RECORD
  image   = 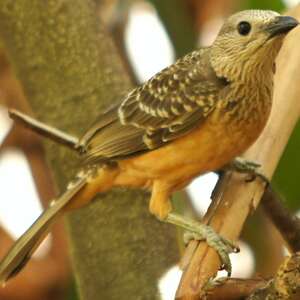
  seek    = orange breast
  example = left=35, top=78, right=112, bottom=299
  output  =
left=117, top=109, right=268, bottom=188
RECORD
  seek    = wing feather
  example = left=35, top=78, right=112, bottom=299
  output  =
left=81, top=47, right=228, bottom=164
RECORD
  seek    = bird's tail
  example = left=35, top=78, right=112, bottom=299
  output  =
left=0, top=175, right=87, bottom=285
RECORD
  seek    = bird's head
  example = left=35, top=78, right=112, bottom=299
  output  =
left=210, top=10, right=299, bottom=82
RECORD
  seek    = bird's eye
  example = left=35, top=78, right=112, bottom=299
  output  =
left=237, top=21, right=251, bottom=35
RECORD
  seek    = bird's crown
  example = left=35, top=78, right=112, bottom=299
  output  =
left=210, top=10, right=298, bottom=81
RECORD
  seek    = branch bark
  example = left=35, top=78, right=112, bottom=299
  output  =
left=0, top=1, right=179, bottom=299
left=204, top=254, right=300, bottom=300
left=205, top=278, right=268, bottom=300
left=176, top=5, right=300, bottom=299
left=247, top=253, right=300, bottom=300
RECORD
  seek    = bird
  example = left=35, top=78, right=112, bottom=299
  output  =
left=0, top=9, right=298, bottom=284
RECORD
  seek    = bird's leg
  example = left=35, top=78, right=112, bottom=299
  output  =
left=226, top=157, right=269, bottom=184
left=165, top=212, right=238, bottom=275
left=149, top=181, right=172, bottom=220
left=149, top=181, right=238, bottom=275
left=8, top=109, right=80, bottom=151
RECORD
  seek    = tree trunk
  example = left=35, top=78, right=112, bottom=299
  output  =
left=0, top=1, right=179, bottom=299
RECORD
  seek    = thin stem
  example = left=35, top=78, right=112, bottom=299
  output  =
left=262, top=185, right=300, bottom=252
left=9, top=109, right=80, bottom=150
left=205, top=278, right=268, bottom=300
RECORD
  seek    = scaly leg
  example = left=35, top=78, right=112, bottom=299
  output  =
left=149, top=180, right=172, bottom=220
left=227, top=157, right=269, bottom=183
left=165, top=213, right=238, bottom=275
left=9, top=109, right=80, bottom=151
left=149, top=181, right=238, bottom=275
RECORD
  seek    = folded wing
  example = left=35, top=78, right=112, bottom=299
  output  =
left=80, top=48, right=228, bottom=165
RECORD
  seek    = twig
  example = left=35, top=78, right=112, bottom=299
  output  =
left=204, top=278, right=268, bottom=300
left=176, top=6, right=300, bottom=299
left=8, top=109, right=79, bottom=150
left=262, top=186, right=300, bottom=253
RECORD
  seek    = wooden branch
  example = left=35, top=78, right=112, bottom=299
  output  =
left=205, top=254, right=300, bottom=300
left=204, top=278, right=268, bottom=300
left=176, top=5, right=300, bottom=299
left=8, top=109, right=79, bottom=150
left=247, top=253, right=300, bottom=300
left=262, top=186, right=300, bottom=253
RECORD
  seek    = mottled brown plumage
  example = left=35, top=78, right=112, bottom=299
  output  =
left=79, top=11, right=292, bottom=167
left=0, top=10, right=298, bottom=283
left=80, top=48, right=226, bottom=163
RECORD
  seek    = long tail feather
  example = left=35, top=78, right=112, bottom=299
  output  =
left=0, top=176, right=87, bottom=284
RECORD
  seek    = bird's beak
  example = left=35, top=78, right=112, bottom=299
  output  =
left=266, top=16, right=299, bottom=39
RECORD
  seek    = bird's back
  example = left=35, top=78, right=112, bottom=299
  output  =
left=80, top=47, right=228, bottom=165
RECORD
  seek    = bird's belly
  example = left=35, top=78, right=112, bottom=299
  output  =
left=117, top=115, right=267, bottom=187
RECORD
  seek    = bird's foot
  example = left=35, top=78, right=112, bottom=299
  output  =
left=229, top=157, right=269, bottom=184
left=165, top=213, right=239, bottom=276
left=183, top=227, right=238, bottom=275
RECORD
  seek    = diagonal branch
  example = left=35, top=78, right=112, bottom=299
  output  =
left=8, top=109, right=79, bottom=150
left=262, top=186, right=300, bottom=253
left=176, top=5, right=300, bottom=299
left=205, top=278, right=268, bottom=300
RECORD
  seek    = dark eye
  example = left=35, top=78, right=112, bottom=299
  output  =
left=237, top=21, right=251, bottom=35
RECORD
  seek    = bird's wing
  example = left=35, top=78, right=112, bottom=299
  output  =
left=81, top=48, right=228, bottom=164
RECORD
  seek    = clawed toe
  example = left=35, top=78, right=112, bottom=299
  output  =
left=183, top=225, right=238, bottom=276
left=231, top=158, right=269, bottom=184
left=164, top=213, right=238, bottom=276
